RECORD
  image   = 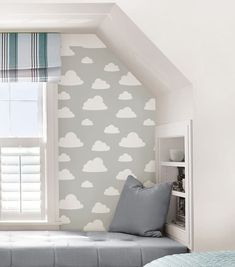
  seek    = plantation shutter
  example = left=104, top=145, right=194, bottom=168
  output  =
left=0, top=33, right=60, bottom=82
left=0, top=145, right=44, bottom=220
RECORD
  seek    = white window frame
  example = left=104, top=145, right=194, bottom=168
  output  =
left=0, top=83, right=59, bottom=230
left=44, top=83, right=59, bottom=228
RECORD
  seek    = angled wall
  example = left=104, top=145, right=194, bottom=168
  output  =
left=97, top=4, right=193, bottom=125
left=117, top=0, right=235, bottom=251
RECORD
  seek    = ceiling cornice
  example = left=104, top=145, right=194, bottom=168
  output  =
left=0, top=3, right=115, bottom=32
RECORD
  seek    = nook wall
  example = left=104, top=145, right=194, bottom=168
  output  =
left=58, top=34, right=156, bottom=230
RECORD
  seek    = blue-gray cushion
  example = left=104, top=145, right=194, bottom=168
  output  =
left=109, top=176, right=172, bottom=237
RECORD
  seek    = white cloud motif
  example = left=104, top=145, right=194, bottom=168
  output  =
left=116, top=169, right=135, bottom=180
left=116, top=107, right=137, bottom=118
left=58, top=91, right=71, bottom=100
left=81, top=180, right=94, bottom=188
left=59, top=169, right=75, bottom=181
left=83, top=96, right=107, bottom=110
left=83, top=220, right=106, bottom=231
left=81, top=119, right=94, bottom=126
left=59, top=132, right=84, bottom=148
left=118, top=91, right=133, bottom=100
left=83, top=157, right=107, bottom=172
left=119, top=132, right=146, bottom=148
left=92, top=202, right=110, bottom=213
left=143, top=119, right=155, bottom=126
left=58, top=107, right=75, bottom=118
left=144, top=98, right=156, bottom=110
left=118, top=153, right=133, bottom=162
left=104, top=187, right=120, bottom=196
left=119, top=72, right=141, bottom=86
left=81, top=56, right=93, bottom=64
left=60, top=215, right=71, bottom=225
left=92, top=141, right=110, bottom=152
left=59, top=70, right=84, bottom=86
left=61, top=45, right=75, bottom=57
left=104, top=124, right=120, bottom=134
left=144, top=160, right=155, bottom=172
left=59, top=153, right=71, bottom=162
left=144, top=180, right=155, bottom=188
left=104, top=63, right=120, bottom=72
left=59, top=194, right=84, bottom=210
left=61, top=34, right=106, bottom=56
left=92, top=78, right=110, bottom=90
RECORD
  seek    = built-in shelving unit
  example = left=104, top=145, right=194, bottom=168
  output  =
left=156, top=120, right=193, bottom=249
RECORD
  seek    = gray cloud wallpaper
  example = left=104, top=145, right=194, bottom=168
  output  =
left=58, top=34, right=156, bottom=230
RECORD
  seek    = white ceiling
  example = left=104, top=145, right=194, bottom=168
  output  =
left=0, top=3, right=115, bottom=32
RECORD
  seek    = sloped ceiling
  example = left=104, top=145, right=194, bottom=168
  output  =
left=0, top=1, right=192, bottom=96
left=97, top=5, right=192, bottom=96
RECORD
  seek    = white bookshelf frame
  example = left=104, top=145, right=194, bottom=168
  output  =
left=156, top=120, right=193, bottom=249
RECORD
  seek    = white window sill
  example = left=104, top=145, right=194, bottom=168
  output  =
left=0, top=221, right=61, bottom=230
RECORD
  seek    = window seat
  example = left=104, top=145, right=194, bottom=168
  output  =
left=0, top=231, right=187, bottom=267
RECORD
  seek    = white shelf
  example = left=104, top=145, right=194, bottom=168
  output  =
left=156, top=120, right=192, bottom=249
left=166, top=222, right=185, bottom=232
left=165, top=223, right=186, bottom=244
left=172, top=190, right=186, bottom=198
left=160, top=161, right=185, bottom=167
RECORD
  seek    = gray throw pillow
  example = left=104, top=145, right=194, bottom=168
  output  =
left=109, top=176, right=172, bottom=237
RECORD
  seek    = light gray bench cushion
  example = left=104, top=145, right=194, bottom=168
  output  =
left=0, top=231, right=187, bottom=267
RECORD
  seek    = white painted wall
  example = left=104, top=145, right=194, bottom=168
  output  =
left=118, top=0, right=235, bottom=251
left=156, top=87, right=194, bottom=126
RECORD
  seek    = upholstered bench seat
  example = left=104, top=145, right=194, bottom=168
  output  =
left=0, top=231, right=187, bottom=267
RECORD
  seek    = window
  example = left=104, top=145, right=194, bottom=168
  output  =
left=0, top=83, right=58, bottom=224
left=0, top=83, right=42, bottom=137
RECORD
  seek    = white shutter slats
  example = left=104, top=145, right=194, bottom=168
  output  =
left=2, top=201, right=20, bottom=211
left=21, top=156, right=40, bottom=165
left=22, top=201, right=41, bottom=211
left=1, top=174, right=20, bottom=182
left=2, top=192, right=20, bottom=201
left=1, top=156, right=19, bottom=165
left=21, top=174, right=40, bottom=183
left=22, top=192, right=41, bottom=201
left=1, top=165, right=20, bottom=174
left=0, top=146, right=42, bottom=214
left=1, top=183, right=20, bottom=192
left=21, top=183, right=40, bottom=192
left=21, top=165, right=40, bottom=174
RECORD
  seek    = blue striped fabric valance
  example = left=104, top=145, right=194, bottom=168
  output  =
left=0, top=33, right=61, bottom=82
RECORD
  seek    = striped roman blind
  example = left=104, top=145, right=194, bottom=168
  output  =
left=0, top=33, right=60, bottom=82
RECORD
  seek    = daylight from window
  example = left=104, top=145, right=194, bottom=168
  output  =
left=0, top=83, right=42, bottom=137
left=0, top=83, right=45, bottom=221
